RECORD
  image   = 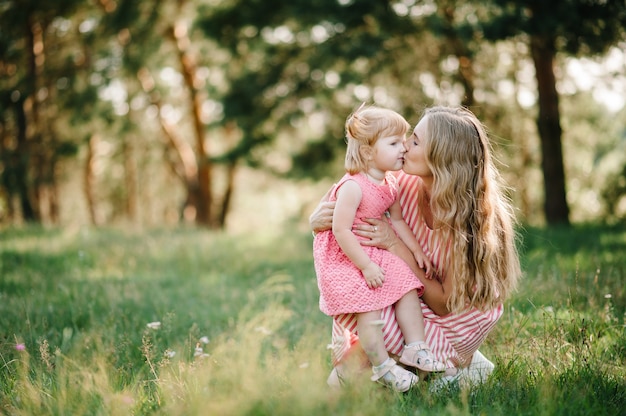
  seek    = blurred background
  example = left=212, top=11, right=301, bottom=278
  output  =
left=1, top=0, right=625, bottom=232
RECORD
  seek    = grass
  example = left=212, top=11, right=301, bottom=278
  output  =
left=0, top=223, right=625, bottom=415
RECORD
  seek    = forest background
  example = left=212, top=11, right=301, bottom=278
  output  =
left=1, top=0, right=626, bottom=232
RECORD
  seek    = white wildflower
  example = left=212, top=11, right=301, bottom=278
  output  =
left=199, top=336, right=210, bottom=344
left=194, top=344, right=204, bottom=357
left=164, top=349, right=176, bottom=358
left=146, top=321, right=161, bottom=330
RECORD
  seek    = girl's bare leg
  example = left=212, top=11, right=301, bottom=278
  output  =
left=394, top=289, right=425, bottom=344
left=396, top=290, right=446, bottom=372
left=356, top=310, right=388, bottom=366
left=356, top=310, right=420, bottom=391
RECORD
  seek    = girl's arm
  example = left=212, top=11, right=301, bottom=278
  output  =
left=333, top=181, right=385, bottom=288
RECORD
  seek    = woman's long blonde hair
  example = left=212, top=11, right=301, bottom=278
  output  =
left=344, top=104, right=410, bottom=174
left=423, top=106, right=521, bottom=312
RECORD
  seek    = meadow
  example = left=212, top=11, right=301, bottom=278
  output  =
left=1, top=223, right=625, bottom=415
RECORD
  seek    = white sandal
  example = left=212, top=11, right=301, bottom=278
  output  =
left=370, top=358, right=418, bottom=392
left=399, top=342, right=446, bottom=372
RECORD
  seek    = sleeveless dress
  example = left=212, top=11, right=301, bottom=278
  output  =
left=313, top=172, right=424, bottom=316
left=328, top=172, right=503, bottom=368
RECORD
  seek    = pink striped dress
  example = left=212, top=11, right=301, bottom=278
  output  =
left=328, top=171, right=503, bottom=369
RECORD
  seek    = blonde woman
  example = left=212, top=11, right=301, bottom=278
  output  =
left=310, top=106, right=521, bottom=388
left=313, top=104, right=445, bottom=393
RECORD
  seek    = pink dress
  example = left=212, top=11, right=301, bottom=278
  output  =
left=328, top=172, right=503, bottom=368
left=313, top=172, right=424, bottom=316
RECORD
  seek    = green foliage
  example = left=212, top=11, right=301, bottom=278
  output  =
left=602, top=163, right=626, bottom=221
left=1, top=224, right=625, bottom=414
left=1, top=0, right=625, bottom=227
left=484, top=0, right=626, bottom=56
left=195, top=0, right=438, bottom=175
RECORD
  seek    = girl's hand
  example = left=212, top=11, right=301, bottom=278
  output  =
left=353, top=216, right=400, bottom=250
left=362, top=262, right=385, bottom=289
left=414, top=251, right=435, bottom=279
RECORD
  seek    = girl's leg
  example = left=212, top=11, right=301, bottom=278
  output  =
left=395, top=290, right=446, bottom=372
left=356, top=310, right=418, bottom=392
left=355, top=310, right=388, bottom=366
left=394, top=289, right=425, bottom=344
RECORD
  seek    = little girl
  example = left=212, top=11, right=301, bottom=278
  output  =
left=313, top=104, right=444, bottom=392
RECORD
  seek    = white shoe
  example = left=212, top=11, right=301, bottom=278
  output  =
left=429, top=350, right=495, bottom=392
left=399, top=342, right=446, bottom=373
left=371, top=359, right=418, bottom=392
left=326, top=368, right=343, bottom=389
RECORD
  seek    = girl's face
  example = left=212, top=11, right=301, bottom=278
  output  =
left=403, top=117, right=432, bottom=178
left=371, top=133, right=407, bottom=173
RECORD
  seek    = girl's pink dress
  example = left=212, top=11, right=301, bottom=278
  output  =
left=313, top=172, right=424, bottom=316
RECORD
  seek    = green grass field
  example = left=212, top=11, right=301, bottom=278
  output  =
left=1, top=224, right=625, bottom=415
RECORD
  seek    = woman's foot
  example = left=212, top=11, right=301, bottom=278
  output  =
left=399, top=342, right=446, bottom=372
left=371, top=358, right=418, bottom=392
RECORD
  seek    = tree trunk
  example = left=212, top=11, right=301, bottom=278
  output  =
left=137, top=67, right=201, bottom=224
left=216, top=122, right=240, bottom=228
left=530, top=34, right=570, bottom=225
left=24, top=16, right=45, bottom=222
left=14, top=99, right=36, bottom=222
left=123, top=136, right=138, bottom=223
left=218, top=161, right=237, bottom=228
left=442, top=5, right=475, bottom=107
left=85, top=134, right=100, bottom=225
left=169, top=22, right=213, bottom=227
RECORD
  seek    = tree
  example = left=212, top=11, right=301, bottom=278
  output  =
left=483, top=0, right=626, bottom=225
left=2, top=0, right=623, bottom=227
left=195, top=0, right=438, bottom=177
left=0, top=0, right=85, bottom=223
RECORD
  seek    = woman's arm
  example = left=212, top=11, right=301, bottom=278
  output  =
left=354, top=218, right=451, bottom=316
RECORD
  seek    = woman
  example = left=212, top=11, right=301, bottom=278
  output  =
left=310, top=106, right=522, bottom=388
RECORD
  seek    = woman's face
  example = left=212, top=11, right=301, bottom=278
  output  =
left=402, top=116, right=432, bottom=178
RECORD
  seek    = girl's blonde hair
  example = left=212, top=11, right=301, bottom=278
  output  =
left=422, top=106, right=521, bottom=312
left=344, top=104, right=410, bottom=174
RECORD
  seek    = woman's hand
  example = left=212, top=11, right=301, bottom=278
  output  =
left=309, top=188, right=335, bottom=234
left=353, top=216, right=400, bottom=250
